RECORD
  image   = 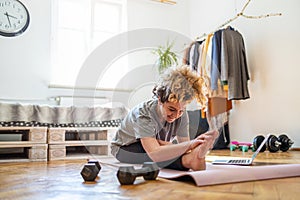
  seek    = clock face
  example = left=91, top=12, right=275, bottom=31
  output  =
left=0, top=0, right=30, bottom=37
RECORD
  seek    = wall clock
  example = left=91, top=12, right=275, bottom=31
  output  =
left=0, top=0, right=30, bottom=37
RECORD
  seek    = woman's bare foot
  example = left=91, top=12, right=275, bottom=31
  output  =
left=182, top=130, right=219, bottom=171
left=182, top=143, right=207, bottom=171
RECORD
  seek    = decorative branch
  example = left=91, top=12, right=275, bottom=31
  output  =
left=241, top=0, right=252, bottom=13
left=195, top=0, right=282, bottom=40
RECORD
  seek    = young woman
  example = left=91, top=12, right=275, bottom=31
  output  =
left=111, top=65, right=218, bottom=171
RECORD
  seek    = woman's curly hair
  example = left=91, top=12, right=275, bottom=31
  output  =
left=152, top=65, right=208, bottom=107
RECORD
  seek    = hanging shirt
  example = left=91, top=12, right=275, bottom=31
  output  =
left=192, top=42, right=200, bottom=71
left=210, top=29, right=223, bottom=91
left=183, top=42, right=193, bottom=65
left=221, top=26, right=250, bottom=100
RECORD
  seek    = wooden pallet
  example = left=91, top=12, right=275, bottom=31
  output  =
left=0, top=142, right=48, bottom=162
left=0, top=127, right=48, bottom=162
left=48, top=127, right=117, bottom=160
left=0, top=127, right=47, bottom=143
left=48, top=142, right=110, bottom=161
left=47, top=127, right=114, bottom=144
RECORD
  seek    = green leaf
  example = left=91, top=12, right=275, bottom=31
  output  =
left=153, top=40, right=178, bottom=74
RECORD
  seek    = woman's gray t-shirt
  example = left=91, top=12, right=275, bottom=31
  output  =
left=110, top=99, right=189, bottom=156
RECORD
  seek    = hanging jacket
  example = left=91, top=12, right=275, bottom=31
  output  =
left=221, top=26, right=250, bottom=100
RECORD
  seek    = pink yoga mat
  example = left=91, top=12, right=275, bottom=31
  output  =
left=159, top=163, right=300, bottom=186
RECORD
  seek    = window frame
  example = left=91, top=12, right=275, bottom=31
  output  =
left=50, top=0, right=127, bottom=87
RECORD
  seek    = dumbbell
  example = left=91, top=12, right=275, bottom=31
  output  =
left=253, top=134, right=294, bottom=152
left=80, top=160, right=102, bottom=182
left=253, top=135, right=267, bottom=152
left=278, top=134, right=294, bottom=151
left=267, top=134, right=294, bottom=152
left=266, top=135, right=282, bottom=152
left=117, top=162, right=160, bottom=185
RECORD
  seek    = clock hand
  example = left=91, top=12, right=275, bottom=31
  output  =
left=7, top=13, right=17, bottom=19
left=4, top=12, right=11, bottom=27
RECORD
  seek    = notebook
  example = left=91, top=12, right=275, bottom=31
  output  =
left=212, top=134, right=270, bottom=166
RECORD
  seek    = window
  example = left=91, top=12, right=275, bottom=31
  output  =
left=51, top=0, right=127, bottom=87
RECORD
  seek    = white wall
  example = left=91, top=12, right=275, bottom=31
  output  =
left=116, top=0, right=191, bottom=107
left=0, top=0, right=51, bottom=102
left=189, top=0, right=300, bottom=146
left=128, top=0, right=190, bottom=33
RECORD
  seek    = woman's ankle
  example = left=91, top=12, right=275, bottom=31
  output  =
left=182, top=151, right=206, bottom=171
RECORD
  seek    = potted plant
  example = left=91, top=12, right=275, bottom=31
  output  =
left=152, top=40, right=178, bottom=74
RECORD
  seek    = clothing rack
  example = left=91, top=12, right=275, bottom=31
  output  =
left=183, top=0, right=281, bottom=134
left=195, top=0, right=282, bottom=41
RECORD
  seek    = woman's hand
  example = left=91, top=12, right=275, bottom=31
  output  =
left=195, top=130, right=219, bottom=148
left=188, top=138, right=204, bottom=150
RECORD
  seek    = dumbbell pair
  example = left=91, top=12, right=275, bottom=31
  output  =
left=81, top=160, right=160, bottom=185
left=253, top=134, right=294, bottom=152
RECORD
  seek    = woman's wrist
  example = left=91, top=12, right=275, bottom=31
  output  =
left=188, top=139, right=195, bottom=151
left=188, top=139, right=202, bottom=151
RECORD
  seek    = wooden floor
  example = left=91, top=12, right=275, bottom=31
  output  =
left=0, top=149, right=300, bottom=200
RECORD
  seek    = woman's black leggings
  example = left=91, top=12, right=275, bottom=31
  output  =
left=115, top=141, right=189, bottom=171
